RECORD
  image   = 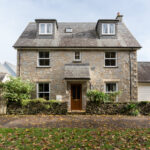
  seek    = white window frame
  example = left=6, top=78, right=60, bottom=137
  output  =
left=37, top=83, right=50, bottom=100
left=37, top=51, right=51, bottom=67
left=102, top=23, right=115, bottom=35
left=105, top=82, right=118, bottom=102
left=74, top=51, right=81, bottom=62
left=65, top=28, right=73, bottom=33
left=104, top=52, right=117, bottom=67
left=39, top=23, right=53, bottom=35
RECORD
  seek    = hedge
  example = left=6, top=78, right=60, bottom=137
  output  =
left=86, top=101, right=150, bottom=116
left=7, top=99, right=67, bottom=115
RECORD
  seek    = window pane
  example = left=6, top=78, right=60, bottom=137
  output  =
left=39, top=83, right=44, bottom=92
left=40, top=24, right=45, bottom=33
left=47, top=23, right=52, bottom=33
left=110, top=60, right=116, bottom=66
left=105, top=52, right=111, bottom=58
left=77, top=86, right=81, bottom=99
left=39, top=59, right=45, bottom=66
left=75, top=52, right=80, bottom=60
left=44, top=59, right=50, bottom=66
left=39, top=52, right=49, bottom=58
left=102, top=24, right=108, bottom=34
left=39, top=93, right=44, bottom=98
left=44, top=93, right=49, bottom=100
left=110, top=24, right=115, bottom=34
left=72, top=86, right=76, bottom=99
left=44, top=52, right=49, bottom=58
left=110, top=52, right=116, bottom=58
left=105, top=60, right=111, bottom=66
left=44, top=84, right=49, bottom=92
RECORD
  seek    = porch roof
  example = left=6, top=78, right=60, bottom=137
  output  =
left=64, top=63, right=90, bottom=80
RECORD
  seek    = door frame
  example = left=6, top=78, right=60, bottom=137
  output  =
left=71, top=84, right=82, bottom=110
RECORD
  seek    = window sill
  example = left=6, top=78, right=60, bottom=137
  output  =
left=73, top=60, right=82, bottom=63
left=36, top=66, right=51, bottom=68
left=104, top=66, right=118, bottom=68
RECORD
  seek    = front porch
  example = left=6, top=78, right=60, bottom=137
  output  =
left=64, top=63, right=90, bottom=111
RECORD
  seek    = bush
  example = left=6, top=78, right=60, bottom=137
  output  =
left=124, top=103, right=140, bottom=116
left=86, top=90, right=121, bottom=103
left=1, top=77, right=34, bottom=104
left=7, top=98, right=67, bottom=115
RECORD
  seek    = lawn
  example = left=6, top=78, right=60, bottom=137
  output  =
left=0, top=128, right=150, bottom=149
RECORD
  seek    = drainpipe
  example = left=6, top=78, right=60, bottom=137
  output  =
left=17, top=50, right=21, bottom=77
left=129, top=51, right=132, bottom=101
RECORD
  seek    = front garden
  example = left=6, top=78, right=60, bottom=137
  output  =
left=0, top=77, right=150, bottom=115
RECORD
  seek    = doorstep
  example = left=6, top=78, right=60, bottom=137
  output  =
left=67, top=110, right=86, bottom=115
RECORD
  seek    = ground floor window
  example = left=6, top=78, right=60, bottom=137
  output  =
left=37, top=83, right=50, bottom=100
left=105, top=82, right=118, bottom=101
left=105, top=83, right=117, bottom=93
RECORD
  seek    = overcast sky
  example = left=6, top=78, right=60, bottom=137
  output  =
left=0, top=0, right=149, bottom=65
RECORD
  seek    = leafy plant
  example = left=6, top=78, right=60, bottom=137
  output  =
left=2, top=77, right=34, bottom=104
left=125, top=103, right=140, bottom=116
left=86, top=90, right=121, bottom=103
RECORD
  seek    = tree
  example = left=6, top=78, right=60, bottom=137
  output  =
left=2, top=77, right=34, bottom=104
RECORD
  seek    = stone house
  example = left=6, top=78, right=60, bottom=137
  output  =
left=13, top=13, right=141, bottom=111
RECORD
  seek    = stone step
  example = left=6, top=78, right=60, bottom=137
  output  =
left=67, top=110, right=86, bottom=115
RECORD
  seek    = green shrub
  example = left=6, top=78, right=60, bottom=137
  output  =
left=86, top=90, right=121, bottom=103
left=7, top=98, right=67, bottom=115
left=2, top=77, right=34, bottom=104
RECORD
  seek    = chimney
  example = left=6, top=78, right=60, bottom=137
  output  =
left=116, top=12, right=123, bottom=22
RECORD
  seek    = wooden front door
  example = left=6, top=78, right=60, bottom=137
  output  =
left=71, top=84, right=82, bottom=110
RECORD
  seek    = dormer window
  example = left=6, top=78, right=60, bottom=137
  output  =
left=102, top=23, right=115, bottom=35
left=39, top=23, right=53, bottom=35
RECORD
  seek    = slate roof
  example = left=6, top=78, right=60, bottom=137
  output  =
left=0, top=62, right=16, bottom=76
left=138, top=62, right=150, bottom=83
left=64, top=63, right=90, bottom=80
left=14, top=21, right=141, bottom=49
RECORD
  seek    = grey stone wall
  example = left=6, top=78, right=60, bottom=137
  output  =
left=17, top=49, right=138, bottom=110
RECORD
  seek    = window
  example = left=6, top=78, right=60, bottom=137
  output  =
left=65, top=28, right=72, bottom=33
left=105, top=83, right=117, bottom=93
left=39, top=23, right=53, bottom=35
left=105, top=52, right=117, bottom=67
left=105, top=83, right=118, bottom=102
left=38, top=52, right=50, bottom=67
left=74, top=51, right=81, bottom=61
left=102, top=23, right=115, bottom=35
left=37, top=83, right=50, bottom=100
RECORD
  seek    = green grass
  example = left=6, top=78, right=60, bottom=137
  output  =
left=0, top=128, right=150, bottom=149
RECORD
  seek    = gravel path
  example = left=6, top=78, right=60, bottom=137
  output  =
left=0, top=115, right=150, bottom=128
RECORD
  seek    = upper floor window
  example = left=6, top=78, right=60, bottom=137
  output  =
left=74, top=51, right=81, bottom=61
left=102, top=23, right=115, bottom=35
left=39, top=23, right=53, bottom=35
left=38, top=52, right=50, bottom=67
left=105, top=52, right=117, bottom=67
left=37, top=83, right=50, bottom=100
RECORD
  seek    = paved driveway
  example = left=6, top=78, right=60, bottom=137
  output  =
left=0, top=115, right=150, bottom=128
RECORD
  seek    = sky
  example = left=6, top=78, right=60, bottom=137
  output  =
left=0, top=0, right=150, bottom=65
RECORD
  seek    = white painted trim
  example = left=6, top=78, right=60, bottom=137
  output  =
left=102, top=23, right=115, bottom=35
left=39, top=23, right=53, bottom=35
left=104, top=51, right=117, bottom=67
